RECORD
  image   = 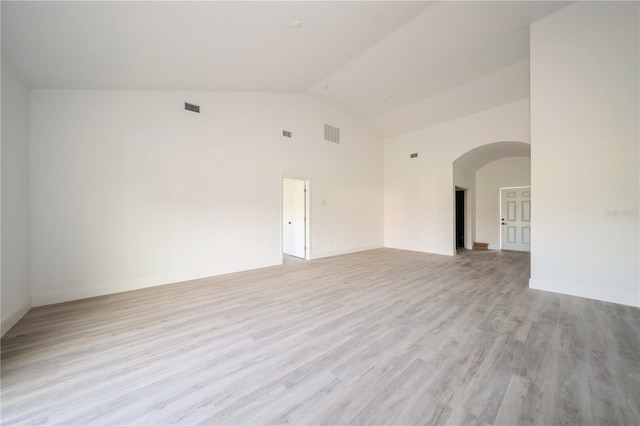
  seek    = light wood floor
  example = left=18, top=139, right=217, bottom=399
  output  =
left=2, top=248, right=639, bottom=425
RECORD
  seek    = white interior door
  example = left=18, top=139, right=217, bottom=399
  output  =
left=282, top=178, right=306, bottom=258
left=501, top=187, right=531, bottom=252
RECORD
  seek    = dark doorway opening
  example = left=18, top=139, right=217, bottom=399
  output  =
left=455, top=189, right=465, bottom=250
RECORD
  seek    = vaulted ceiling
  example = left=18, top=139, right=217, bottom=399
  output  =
left=1, top=1, right=572, bottom=137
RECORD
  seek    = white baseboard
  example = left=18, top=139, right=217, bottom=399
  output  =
left=382, top=244, right=454, bottom=257
left=529, top=278, right=640, bottom=308
left=31, top=259, right=280, bottom=307
left=1, top=298, right=32, bottom=337
left=311, top=245, right=383, bottom=260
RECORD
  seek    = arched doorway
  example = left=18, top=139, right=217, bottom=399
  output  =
left=453, top=141, right=531, bottom=253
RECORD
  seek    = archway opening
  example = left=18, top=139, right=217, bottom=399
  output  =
left=453, top=141, right=531, bottom=253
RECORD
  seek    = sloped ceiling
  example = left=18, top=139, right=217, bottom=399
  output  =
left=1, top=1, right=428, bottom=91
left=1, top=1, right=572, bottom=138
left=454, top=141, right=531, bottom=173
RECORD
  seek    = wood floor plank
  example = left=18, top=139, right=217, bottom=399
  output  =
left=1, top=248, right=639, bottom=425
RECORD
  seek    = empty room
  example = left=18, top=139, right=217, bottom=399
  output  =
left=1, top=1, right=638, bottom=425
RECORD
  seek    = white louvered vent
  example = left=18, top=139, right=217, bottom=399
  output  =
left=324, top=123, right=340, bottom=144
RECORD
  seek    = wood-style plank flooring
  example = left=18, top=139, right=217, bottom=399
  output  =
left=2, top=248, right=639, bottom=425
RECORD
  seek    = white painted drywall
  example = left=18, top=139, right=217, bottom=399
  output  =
left=30, top=91, right=383, bottom=306
left=530, top=1, right=639, bottom=307
left=475, top=157, right=531, bottom=250
left=1, top=61, right=32, bottom=335
left=373, top=60, right=531, bottom=139
left=384, top=99, right=530, bottom=256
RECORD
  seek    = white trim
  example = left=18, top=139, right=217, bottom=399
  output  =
left=31, top=259, right=279, bottom=307
left=529, top=278, right=640, bottom=308
left=311, top=245, right=384, bottom=260
left=31, top=245, right=387, bottom=306
left=454, top=186, right=469, bottom=254
left=305, top=180, right=311, bottom=260
left=281, top=176, right=311, bottom=262
left=1, top=299, right=32, bottom=336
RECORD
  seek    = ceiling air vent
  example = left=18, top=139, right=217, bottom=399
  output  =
left=324, top=123, right=340, bottom=144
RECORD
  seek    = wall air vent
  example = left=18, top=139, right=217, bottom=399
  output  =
left=410, top=153, right=418, bottom=158
left=283, top=130, right=292, bottom=138
left=185, top=102, right=200, bottom=113
left=324, top=123, right=340, bottom=144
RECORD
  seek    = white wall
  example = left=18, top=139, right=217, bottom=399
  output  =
left=30, top=91, right=383, bottom=306
left=1, top=61, right=32, bottom=335
left=475, top=156, right=531, bottom=250
left=373, top=59, right=530, bottom=139
left=384, top=99, right=530, bottom=256
left=530, top=1, right=639, bottom=306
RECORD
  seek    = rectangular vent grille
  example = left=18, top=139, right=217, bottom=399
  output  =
left=410, top=153, right=418, bottom=158
left=324, top=123, right=340, bottom=144
left=283, top=130, right=292, bottom=138
left=185, top=102, right=200, bottom=113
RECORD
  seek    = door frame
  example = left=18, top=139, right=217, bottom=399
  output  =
left=455, top=187, right=466, bottom=253
left=453, top=186, right=473, bottom=254
left=499, top=185, right=531, bottom=251
left=281, top=177, right=311, bottom=261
